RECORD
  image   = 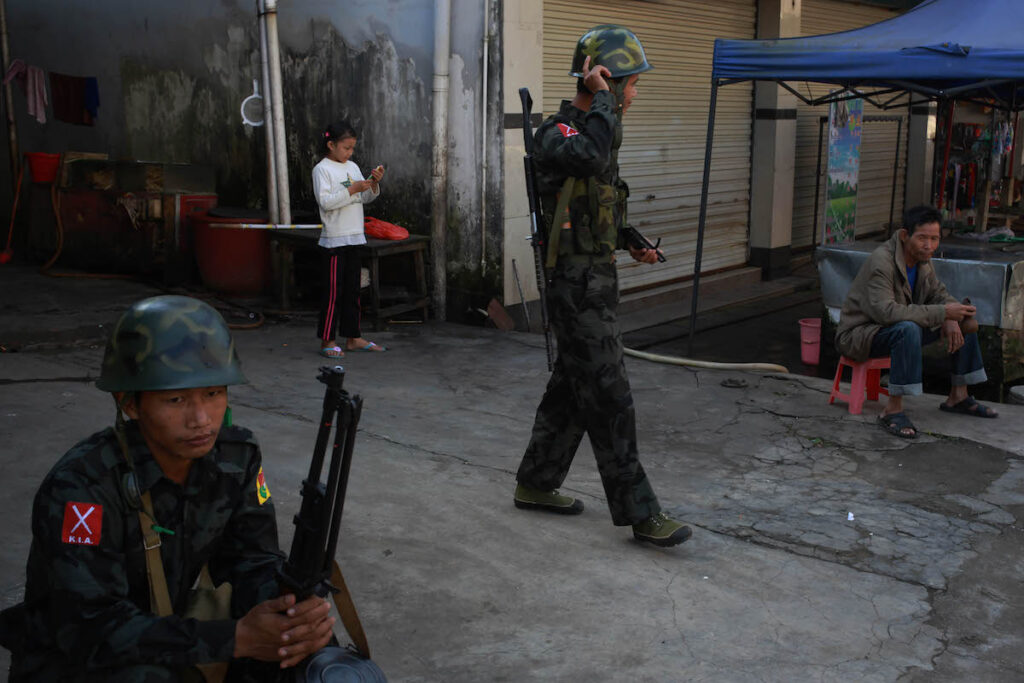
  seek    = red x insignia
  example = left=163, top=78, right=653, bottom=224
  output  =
left=62, top=502, right=103, bottom=546
left=557, top=123, right=580, bottom=138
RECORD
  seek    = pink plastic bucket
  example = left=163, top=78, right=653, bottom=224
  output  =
left=798, top=317, right=821, bottom=365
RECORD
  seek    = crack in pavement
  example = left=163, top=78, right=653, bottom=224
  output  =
left=0, top=376, right=97, bottom=385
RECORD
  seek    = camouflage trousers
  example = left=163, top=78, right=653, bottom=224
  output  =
left=517, top=260, right=661, bottom=526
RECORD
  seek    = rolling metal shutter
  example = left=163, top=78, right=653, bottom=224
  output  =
left=542, top=0, right=756, bottom=292
left=792, top=0, right=909, bottom=248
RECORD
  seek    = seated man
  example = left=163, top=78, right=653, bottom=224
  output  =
left=3, top=295, right=335, bottom=681
left=836, top=205, right=998, bottom=439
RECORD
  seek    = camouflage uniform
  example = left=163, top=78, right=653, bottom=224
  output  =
left=516, top=88, right=661, bottom=526
left=8, top=420, right=283, bottom=682
left=3, top=296, right=283, bottom=681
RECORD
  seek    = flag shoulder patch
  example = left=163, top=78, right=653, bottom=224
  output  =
left=62, top=501, right=103, bottom=546
left=556, top=123, right=580, bottom=138
left=256, top=467, right=271, bottom=505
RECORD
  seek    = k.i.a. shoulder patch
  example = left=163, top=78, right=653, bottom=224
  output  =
left=256, top=467, right=271, bottom=505
left=62, top=502, right=102, bottom=546
left=557, top=123, right=580, bottom=138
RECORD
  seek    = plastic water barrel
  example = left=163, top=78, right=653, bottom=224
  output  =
left=191, top=209, right=271, bottom=295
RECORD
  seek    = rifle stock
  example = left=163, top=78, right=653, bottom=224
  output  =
left=519, top=87, right=555, bottom=372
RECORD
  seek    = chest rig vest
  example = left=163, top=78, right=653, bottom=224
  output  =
left=541, top=107, right=628, bottom=268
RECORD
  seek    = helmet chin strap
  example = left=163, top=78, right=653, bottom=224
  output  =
left=608, top=78, right=627, bottom=155
left=610, top=78, right=628, bottom=123
left=113, top=393, right=142, bottom=510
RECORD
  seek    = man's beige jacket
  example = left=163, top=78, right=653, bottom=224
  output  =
left=835, top=232, right=956, bottom=361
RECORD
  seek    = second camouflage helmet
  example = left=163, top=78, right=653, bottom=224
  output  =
left=96, top=295, right=247, bottom=392
left=568, top=24, right=653, bottom=79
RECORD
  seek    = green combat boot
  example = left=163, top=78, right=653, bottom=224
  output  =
left=513, top=484, right=584, bottom=515
left=632, top=512, right=692, bottom=547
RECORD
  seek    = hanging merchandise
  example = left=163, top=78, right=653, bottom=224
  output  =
left=950, top=164, right=961, bottom=213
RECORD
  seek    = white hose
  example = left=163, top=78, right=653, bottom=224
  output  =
left=624, top=347, right=789, bottom=374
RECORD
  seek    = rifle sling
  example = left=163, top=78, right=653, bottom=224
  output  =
left=140, top=494, right=230, bottom=683
left=545, top=177, right=576, bottom=269
left=140, top=491, right=174, bottom=618
left=139, top=497, right=373, bottom=669
left=330, top=559, right=371, bottom=660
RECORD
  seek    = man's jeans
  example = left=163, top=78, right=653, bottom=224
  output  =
left=869, top=321, right=986, bottom=396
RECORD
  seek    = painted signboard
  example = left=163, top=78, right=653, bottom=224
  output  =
left=823, top=97, right=863, bottom=244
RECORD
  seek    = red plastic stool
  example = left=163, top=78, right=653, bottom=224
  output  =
left=829, top=356, right=891, bottom=414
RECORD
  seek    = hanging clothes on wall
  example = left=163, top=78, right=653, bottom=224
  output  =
left=3, top=58, right=48, bottom=124
left=50, top=72, right=99, bottom=125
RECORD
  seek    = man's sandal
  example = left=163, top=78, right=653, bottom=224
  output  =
left=939, top=396, right=998, bottom=418
left=878, top=412, right=917, bottom=439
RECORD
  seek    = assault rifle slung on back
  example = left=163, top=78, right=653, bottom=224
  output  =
left=519, top=87, right=555, bottom=372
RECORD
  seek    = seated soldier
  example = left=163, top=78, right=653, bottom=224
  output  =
left=3, top=295, right=335, bottom=681
left=836, top=205, right=998, bottom=439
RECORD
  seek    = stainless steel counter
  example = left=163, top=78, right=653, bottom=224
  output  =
left=816, top=238, right=1024, bottom=330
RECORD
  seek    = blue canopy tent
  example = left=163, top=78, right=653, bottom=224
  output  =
left=688, top=0, right=1024, bottom=354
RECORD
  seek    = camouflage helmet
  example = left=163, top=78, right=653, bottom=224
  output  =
left=96, top=295, right=247, bottom=392
left=568, top=25, right=653, bottom=79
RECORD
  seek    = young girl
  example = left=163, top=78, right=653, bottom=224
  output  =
left=313, top=120, right=386, bottom=357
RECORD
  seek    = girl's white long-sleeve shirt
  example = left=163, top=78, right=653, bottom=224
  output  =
left=312, top=157, right=380, bottom=248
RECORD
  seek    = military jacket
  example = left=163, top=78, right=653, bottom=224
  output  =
left=9, top=421, right=284, bottom=680
left=534, top=89, right=628, bottom=261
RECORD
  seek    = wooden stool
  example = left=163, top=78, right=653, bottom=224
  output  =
left=828, top=356, right=891, bottom=415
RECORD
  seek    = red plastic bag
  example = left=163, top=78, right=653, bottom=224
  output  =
left=364, top=217, right=409, bottom=240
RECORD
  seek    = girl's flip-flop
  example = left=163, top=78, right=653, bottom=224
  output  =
left=354, top=341, right=386, bottom=352
left=319, top=346, right=344, bottom=358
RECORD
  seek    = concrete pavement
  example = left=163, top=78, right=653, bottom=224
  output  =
left=1, top=264, right=1023, bottom=681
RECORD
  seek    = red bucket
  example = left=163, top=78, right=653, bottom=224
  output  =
left=26, top=152, right=60, bottom=183
left=798, top=317, right=822, bottom=365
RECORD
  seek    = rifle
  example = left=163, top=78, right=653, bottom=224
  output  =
left=519, top=87, right=555, bottom=372
left=277, top=365, right=386, bottom=678
left=622, top=225, right=667, bottom=263
left=279, top=365, right=363, bottom=601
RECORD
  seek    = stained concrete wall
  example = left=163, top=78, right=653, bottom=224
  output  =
left=1, top=0, right=503, bottom=316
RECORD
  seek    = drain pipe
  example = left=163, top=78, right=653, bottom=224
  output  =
left=431, top=0, right=451, bottom=320
left=0, top=0, right=18, bottom=195
left=257, top=0, right=279, bottom=223
left=259, top=0, right=291, bottom=224
left=479, top=0, right=490, bottom=270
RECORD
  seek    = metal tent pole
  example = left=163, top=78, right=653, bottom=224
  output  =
left=687, top=79, right=719, bottom=358
left=812, top=116, right=825, bottom=248
left=889, top=117, right=902, bottom=236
